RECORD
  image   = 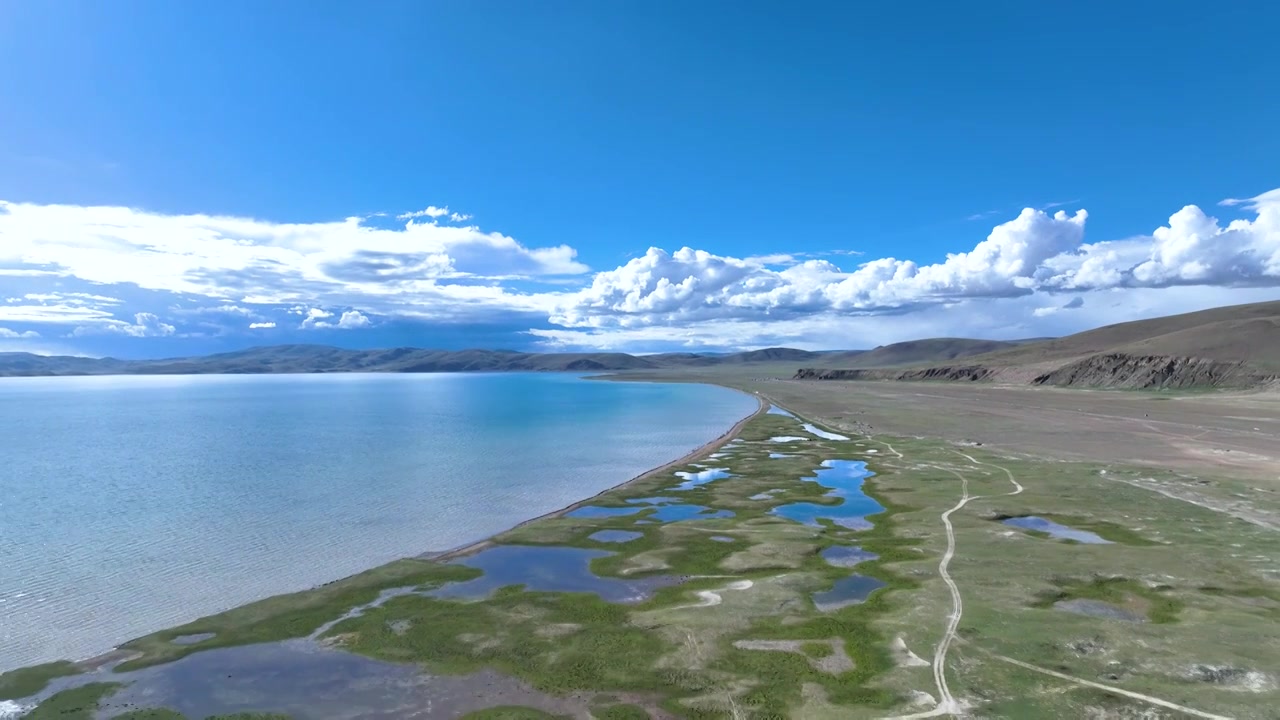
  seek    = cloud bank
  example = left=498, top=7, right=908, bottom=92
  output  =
left=0, top=187, right=1277, bottom=353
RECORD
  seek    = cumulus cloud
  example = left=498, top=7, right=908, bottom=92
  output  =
left=0, top=327, right=41, bottom=338
left=338, top=311, right=371, bottom=329
left=299, top=309, right=371, bottom=330
left=74, top=312, right=176, bottom=338
left=549, top=190, right=1279, bottom=334
left=2, top=187, right=1278, bottom=350
left=0, top=200, right=587, bottom=324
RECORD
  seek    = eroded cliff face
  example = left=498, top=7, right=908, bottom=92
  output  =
left=793, top=366, right=994, bottom=382
left=794, top=353, right=1277, bottom=390
left=1029, top=354, right=1272, bottom=390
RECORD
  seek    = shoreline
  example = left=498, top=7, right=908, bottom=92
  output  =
left=426, top=388, right=766, bottom=563
left=60, top=384, right=765, bottom=675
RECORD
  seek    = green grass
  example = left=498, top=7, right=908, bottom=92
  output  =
left=10, top=404, right=1276, bottom=719
left=800, top=642, right=833, bottom=659
left=459, top=707, right=568, bottom=719
left=592, top=704, right=651, bottom=719
left=25, top=683, right=120, bottom=720
left=114, top=559, right=480, bottom=671
left=0, top=660, right=80, bottom=701
left=114, top=709, right=186, bottom=719
left=1031, top=576, right=1184, bottom=623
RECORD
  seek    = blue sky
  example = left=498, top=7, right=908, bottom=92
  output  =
left=1, top=1, right=1277, bottom=358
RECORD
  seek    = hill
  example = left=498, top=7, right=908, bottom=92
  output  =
left=796, top=300, right=1280, bottom=390
left=836, top=338, right=1018, bottom=368
left=0, top=345, right=864, bottom=377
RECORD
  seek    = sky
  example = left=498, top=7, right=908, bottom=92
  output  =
left=1, top=1, right=1277, bottom=359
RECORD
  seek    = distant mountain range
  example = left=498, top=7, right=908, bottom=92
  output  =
left=11, top=300, right=1274, bottom=387
left=795, top=300, right=1280, bottom=390
left=0, top=338, right=1024, bottom=377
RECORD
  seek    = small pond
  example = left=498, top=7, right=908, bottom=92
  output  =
left=588, top=530, right=644, bottom=543
left=1053, top=598, right=1145, bottom=622
left=812, top=574, right=887, bottom=612
left=820, top=546, right=879, bottom=568
left=1002, top=516, right=1111, bottom=544
left=670, top=467, right=731, bottom=490
left=802, top=423, right=849, bottom=441
left=771, top=460, right=883, bottom=529
left=430, top=545, right=679, bottom=603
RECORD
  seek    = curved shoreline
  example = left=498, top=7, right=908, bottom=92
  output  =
left=61, top=384, right=764, bottom=674
left=427, top=388, right=765, bottom=563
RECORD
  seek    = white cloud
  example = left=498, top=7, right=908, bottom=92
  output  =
left=0, top=304, right=120, bottom=324
left=2, top=187, right=1278, bottom=350
left=299, top=308, right=334, bottom=329
left=299, top=308, right=371, bottom=330
left=337, top=310, right=371, bottom=329
left=550, top=190, right=1280, bottom=334
left=249, top=322, right=276, bottom=329
left=73, top=312, right=176, bottom=338
left=0, top=327, right=40, bottom=338
left=450, top=212, right=472, bottom=223
left=397, top=206, right=451, bottom=220
left=0, top=200, right=588, bottom=325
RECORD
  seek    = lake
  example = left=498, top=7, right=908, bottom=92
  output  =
left=0, top=372, right=756, bottom=672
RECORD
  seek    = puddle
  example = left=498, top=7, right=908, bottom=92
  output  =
left=29, top=640, right=593, bottom=719
left=710, top=536, right=736, bottom=543
left=769, top=436, right=810, bottom=443
left=768, top=453, right=793, bottom=459
left=627, top=496, right=680, bottom=505
left=1054, top=599, right=1145, bottom=622
left=1003, top=516, right=1111, bottom=544
left=170, top=633, right=216, bottom=646
left=430, top=545, right=678, bottom=603
left=771, top=460, right=883, bottom=529
left=767, top=406, right=794, bottom=417
left=750, top=489, right=782, bottom=501
left=565, top=505, right=645, bottom=519
left=802, top=423, right=849, bottom=441
left=820, top=546, right=879, bottom=568
left=588, top=530, right=643, bottom=543
left=670, top=468, right=731, bottom=490
left=812, top=575, right=887, bottom=611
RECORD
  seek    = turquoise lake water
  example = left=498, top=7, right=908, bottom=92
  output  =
left=0, top=373, right=756, bottom=672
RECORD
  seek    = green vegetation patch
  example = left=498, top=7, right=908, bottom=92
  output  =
left=25, top=682, right=121, bottom=720
left=0, top=660, right=81, bottom=701
left=1032, top=576, right=1183, bottom=623
left=114, top=709, right=186, bottom=719
left=591, top=705, right=651, bottom=720
left=800, top=641, right=833, bottom=659
left=328, top=590, right=672, bottom=694
left=459, top=706, right=568, bottom=719
left=115, top=559, right=480, bottom=671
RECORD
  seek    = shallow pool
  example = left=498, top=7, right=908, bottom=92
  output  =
left=1002, top=516, right=1111, bottom=544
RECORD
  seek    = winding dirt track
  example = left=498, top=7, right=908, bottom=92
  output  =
left=881, top=450, right=1232, bottom=720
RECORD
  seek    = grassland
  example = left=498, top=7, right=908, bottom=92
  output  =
left=11, top=376, right=1280, bottom=718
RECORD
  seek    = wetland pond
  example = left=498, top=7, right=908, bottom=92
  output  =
left=812, top=575, right=887, bottom=612
left=430, top=545, right=679, bottom=602
left=771, top=460, right=883, bottom=529
left=1003, top=516, right=1111, bottom=544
